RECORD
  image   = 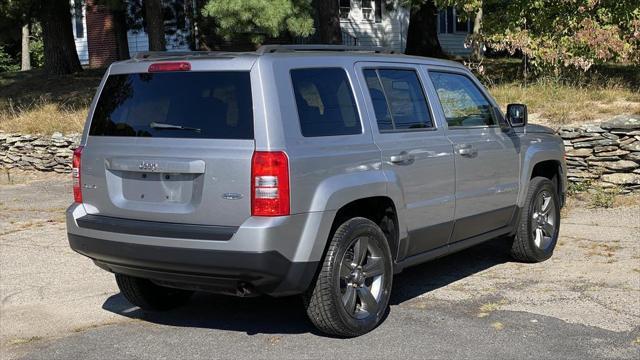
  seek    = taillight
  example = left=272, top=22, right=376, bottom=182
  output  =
left=72, top=146, right=83, bottom=203
left=251, top=151, right=290, bottom=216
left=148, top=62, right=191, bottom=72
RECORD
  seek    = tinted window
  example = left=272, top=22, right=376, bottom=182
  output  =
left=363, top=69, right=433, bottom=131
left=291, top=68, right=362, bottom=137
left=363, top=69, right=393, bottom=131
left=89, top=72, right=253, bottom=139
left=429, top=72, right=496, bottom=127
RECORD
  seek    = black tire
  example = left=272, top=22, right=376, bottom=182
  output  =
left=115, top=274, right=193, bottom=311
left=304, top=217, right=393, bottom=337
left=511, top=176, right=561, bottom=262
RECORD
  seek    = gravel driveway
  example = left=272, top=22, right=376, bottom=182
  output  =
left=1, top=172, right=639, bottom=359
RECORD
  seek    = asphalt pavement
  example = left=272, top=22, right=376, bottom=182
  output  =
left=1, top=172, right=639, bottom=359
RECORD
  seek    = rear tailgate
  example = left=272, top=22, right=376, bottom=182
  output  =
left=80, top=69, right=255, bottom=227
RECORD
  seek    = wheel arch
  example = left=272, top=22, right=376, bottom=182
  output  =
left=518, top=147, right=566, bottom=208
left=329, top=196, right=401, bottom=262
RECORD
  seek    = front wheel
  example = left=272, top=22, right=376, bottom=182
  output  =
left=304, top=217, right=393, bottom=337
left=511, top=176, right=561, bottom=262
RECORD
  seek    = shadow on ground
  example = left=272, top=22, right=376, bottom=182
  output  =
left=102, top=236, right=513, bottom=336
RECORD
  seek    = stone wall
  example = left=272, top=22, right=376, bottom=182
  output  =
left=0, top=132, right=81, bottom=173
left=1, top=115, right=639, bottom=191
left=561, top=115, right=640, bottom=192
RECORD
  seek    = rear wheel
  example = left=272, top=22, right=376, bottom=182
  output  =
left=304, top=217, right=393, bottom=337
left=115, top=274, right=193, bottom=311
left=511, top=177, right=560, bottom=262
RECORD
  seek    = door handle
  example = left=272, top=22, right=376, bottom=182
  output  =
left=390, top=151, right=415, bottom=165
left=456, top=144, right=477, bottom=157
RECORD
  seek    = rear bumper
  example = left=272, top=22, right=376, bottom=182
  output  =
left=66, top=204, right=335, bottom=297
left=68, top=233, right=317, bottom=296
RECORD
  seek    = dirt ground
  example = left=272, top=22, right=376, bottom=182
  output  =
left=1, top=171, right=639, bottom=359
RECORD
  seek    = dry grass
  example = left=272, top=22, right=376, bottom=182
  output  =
left=489, top=81, right=640, bottom=125
left=0, top=68, right=102, bottom=135
left=0, top=100, right=86, bottom=134
left=1, top=62, right=639, bottom=134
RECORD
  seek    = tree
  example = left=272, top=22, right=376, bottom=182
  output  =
left=38, top=0, right=82, bottom=74
left=483, top=0, right=640, bottom=74
left=312, top=0, right=341, bottom=44
left=404, top=0, right=445, bottom=58
left=144, top=0, right=166, bottom=51
left=95, top=0, right=130, bottom=60
left=201, top=0, right=314, bottom=45
left=469, top=0, right=482, bottom=61
left=0, top=0, right=40, bottom=71
left=21, top=23, right=29, bottom=70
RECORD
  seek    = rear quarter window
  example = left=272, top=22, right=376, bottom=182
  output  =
left=89, top=71, right=253, bottom=139
left=290, top=68, right=362, bottom=137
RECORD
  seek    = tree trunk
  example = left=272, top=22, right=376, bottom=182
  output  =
left=144, top=0, right=166, bottom=51
left=21, top=24, right=31, bottom=71
left=39, top=0, right=82, bottom=74
left=471, top=3, right=483, bottom=61
left=312, top=0, right=342, bottom=44
left=112, top=7, right=131, bottom=60
left=405, top=0, right=445, bottom=58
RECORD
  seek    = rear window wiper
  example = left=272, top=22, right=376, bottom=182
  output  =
left=149, top=122, right=201, bottom=133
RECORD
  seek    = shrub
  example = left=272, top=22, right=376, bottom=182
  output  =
left=0, top=46, right=19, bottom=73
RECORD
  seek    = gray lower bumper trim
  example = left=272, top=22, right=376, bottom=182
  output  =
left=76, top=214, right=238, bottom=241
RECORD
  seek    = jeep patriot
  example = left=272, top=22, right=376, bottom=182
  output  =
left=67, top=45, right=567, bottom=337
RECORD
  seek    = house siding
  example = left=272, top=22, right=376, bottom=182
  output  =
left=438, top=33, right=471, bottom=57
left=339, top=2, right=471, bottom=57
left=339, top=5, right=410, bottom=52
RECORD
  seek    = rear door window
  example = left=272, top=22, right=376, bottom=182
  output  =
left=290, top=68, right=362, bottom=137
left=363, top=68, right=433, bottom=131
left=89, top=72, right=253, bottom=139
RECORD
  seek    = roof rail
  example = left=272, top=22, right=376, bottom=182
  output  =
left=132, top=51, right=232, bottom=60
left=256, top=44, right=396, bottom=55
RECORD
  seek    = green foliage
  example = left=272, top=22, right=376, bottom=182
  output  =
left=0, top=46, right=19, bottom=73
left=201, top=0, right=315, bottom=44
left=568, top=180, right=591, bottom=195
left=483, top=0, right=640, bottom=75
left=29, top=34, right=43, bottom=68
left=588, top=186, right=619, bottom=209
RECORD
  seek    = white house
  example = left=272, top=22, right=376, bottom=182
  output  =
left=338, top=0, right=471, bottom=55
left=72, top=0, right=471, bottom=67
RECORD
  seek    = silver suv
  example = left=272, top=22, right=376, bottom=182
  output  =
left=67, top=45, right=567, bottom=337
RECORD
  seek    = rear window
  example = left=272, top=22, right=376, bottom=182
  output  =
left=290, top=68, right=362, bottom=137
left=89, top=72, right=253, bottom=139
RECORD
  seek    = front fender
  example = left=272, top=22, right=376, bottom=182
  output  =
left=517, top=136, right=566, bottom=208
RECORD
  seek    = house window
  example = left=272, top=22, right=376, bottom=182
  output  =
left=438, top=7, right=471, bottom=34
left=362, top=0, right=373, bottom=21
left=73, top=0, right=84, bottom=38
left=339, top=0, right=351, bottom=19
left=374, top=0, right=382, bottom=22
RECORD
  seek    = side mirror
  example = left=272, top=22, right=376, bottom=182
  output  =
left=506, top=103, right=528, bottom=127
